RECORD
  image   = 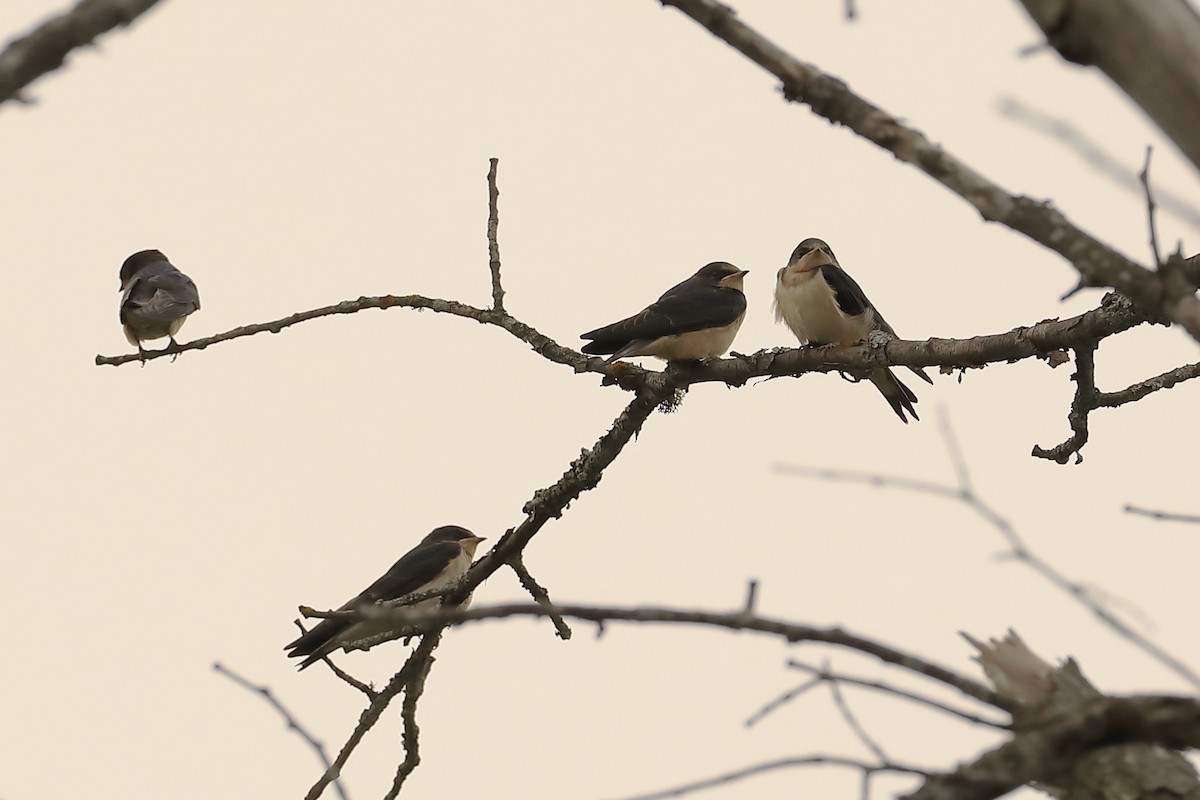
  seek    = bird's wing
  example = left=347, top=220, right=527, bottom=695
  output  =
left=823, top=266, right=933, bottom=385
left=357, top=540, right=464, bottom=602
left=582, top=285, right=746, bottom=349
left=818, top=264, right=871, bottom=318
left=284, top=540, right=463, bottom=658
left=121, top=269, right=201, bottom=322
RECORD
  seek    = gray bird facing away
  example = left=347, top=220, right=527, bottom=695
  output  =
left=285, top=525, right=486, bottom=671
left=581, top=261, right=749, bottom=362
left=118, top=249, right=200, bottom=356
left=773, top=238, right=932, bottom=423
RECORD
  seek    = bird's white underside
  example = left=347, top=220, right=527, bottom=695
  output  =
left=621, top=313, right=747, bottom=361
left=773, top=268, right=872, bottom=345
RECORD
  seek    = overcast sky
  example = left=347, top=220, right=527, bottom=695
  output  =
left=2, top=2, right=1198, bottom=799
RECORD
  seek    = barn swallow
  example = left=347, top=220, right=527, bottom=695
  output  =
left=581, top=262, right=749, bottom=362
left=773, top=238, right=932, bottom=423
left=118, top=249, right=200, bottom=356
left=285, top=525, right=486, bottom=670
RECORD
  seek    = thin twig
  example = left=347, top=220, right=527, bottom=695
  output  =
left=825, top=659, right=891, bottom=765
left=291, top=619, right=377, bottom=699
left=508, top=554, right=572, bottom=639
left=743, top=677, right=823, bottom=727
left=1124, top=505, right=1200, bottom=524
left=1139, top=146, right=1163, bottom=268
left=786, top=660, right=1009, bottom=729
left=213, top=662, right=351, bottom=800
left=486, top=157, right=505, bottom=311
left=609, top=754, right=929, bottom=800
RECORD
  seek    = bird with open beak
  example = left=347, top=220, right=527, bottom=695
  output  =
left=774, top=238, right=932, bottom=423
left=118, top=249, right=201, bottom=357
left=581, top=261, right=749, bottom=362
left=285, top=525, right=487, bottom=671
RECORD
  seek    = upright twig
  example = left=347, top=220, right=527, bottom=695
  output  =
left=213, top=662, right=351, bottom=800
left=486, top=157, right=505, bottom=311
left=1139, top=146, right=1164, bottom=268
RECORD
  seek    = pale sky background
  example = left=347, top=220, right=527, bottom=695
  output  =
left=3, top=2, right=1199, bottom=799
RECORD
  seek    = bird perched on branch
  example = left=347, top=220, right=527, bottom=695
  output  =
left=581, top=261, right=749, bottom=362
left=285, top=525, right=486, bottom=671
left=773, top=238, right=931, bottom=423
left=118, top=249, right=201, bottom=357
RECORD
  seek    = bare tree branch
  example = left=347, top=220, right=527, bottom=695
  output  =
left=1139, top=146, right=1164, bottom=269
left=1032, top=340, right=1098, bottom=464
left=344, top=600, right=1006, bottom=710
left=1015, top=0, right=1200, bottom=174
left=382, top=635, right=438, bottom=800
left=656, top=0, right=1200, bottom=342
left=95, top=280, right=1153, bottom=400
left=1034, top=344, right=1200, bottom=463
left=1124, top=505, right=1200, bottom=525
left=1096, top=361, right=1200, bottom=407
left=304, top=633, right=441, bottom=800
left=212, top=661, right=351, bottom=800
left=776, top=411, right=1200, bottom=690
left=0, top=0, right=166, bottom=107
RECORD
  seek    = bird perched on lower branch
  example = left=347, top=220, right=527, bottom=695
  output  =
left=285, top=525, right=486, bottom=671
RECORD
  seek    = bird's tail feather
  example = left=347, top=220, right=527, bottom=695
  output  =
left=868, top=368, right=920, bottom=424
